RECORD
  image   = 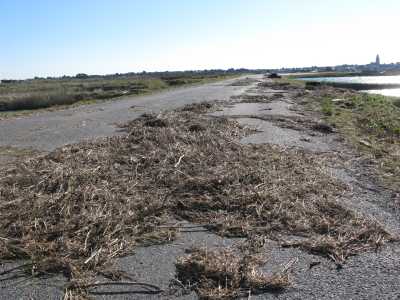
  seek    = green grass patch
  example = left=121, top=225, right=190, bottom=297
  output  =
left=328, top=94, right=400, bottom=137
left=273, top=78, right=306, bottom=88
left=321, top=97, right=334, bottom=116
left=321, top=93, right=400, bottom=190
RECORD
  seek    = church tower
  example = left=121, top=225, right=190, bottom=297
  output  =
left=376, top=54, right=381, bottom=65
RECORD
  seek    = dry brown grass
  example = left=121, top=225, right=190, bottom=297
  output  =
left=0, top=103, right=392, bottom=297
left=176, top=247, right=290, bottom=299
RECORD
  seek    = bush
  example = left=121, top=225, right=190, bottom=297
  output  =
left=0, top=92, right=78, bottom=111
left=75, top=73, right=89, bottom=79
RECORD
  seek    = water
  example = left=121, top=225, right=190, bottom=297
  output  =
left=365, top=89, right=400, bottom=97
left=300, top=75, right=400, bottom=97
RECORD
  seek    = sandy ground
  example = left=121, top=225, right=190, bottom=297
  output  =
left=1, top=76, right=400, bottom=299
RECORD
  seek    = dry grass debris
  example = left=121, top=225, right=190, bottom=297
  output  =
left=231, top=94, right=273, bottom=103
left=176, top=247, right=291, bottom=299
left=0, top=103, right=393, bottom=296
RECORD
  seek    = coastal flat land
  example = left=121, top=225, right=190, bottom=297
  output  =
left=0, top=72, right=242, bottom=113
left=0, top=76, right=399, bottom=299
left=0, top=76, right=257, bottom=152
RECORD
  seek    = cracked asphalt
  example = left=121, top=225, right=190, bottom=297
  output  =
left=1, top=76, right=400, bottom=299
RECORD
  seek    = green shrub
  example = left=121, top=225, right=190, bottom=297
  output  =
left=321, top=98, right=334, bottom=116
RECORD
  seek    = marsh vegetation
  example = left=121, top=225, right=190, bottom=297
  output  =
left=0, top=71, right=243, bottom=113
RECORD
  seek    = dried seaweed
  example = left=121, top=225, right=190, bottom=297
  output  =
left=0, top=104, right=392, bottom=295
left=176, top=247, right=291, bottom=299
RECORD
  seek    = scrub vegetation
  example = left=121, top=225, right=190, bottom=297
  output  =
left=318, top=93, right=400, bottom=191
left=0, top=70, right=244, bottom=113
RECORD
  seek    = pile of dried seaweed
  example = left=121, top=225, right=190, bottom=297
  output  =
left=176, top=247, right=290, bottom=299
left=0, top=103, right=392, bottom=290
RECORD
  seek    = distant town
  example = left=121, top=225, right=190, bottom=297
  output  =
left=271, top=54, right=400, bottom=75
left=2, top=55, right=400, bottom=83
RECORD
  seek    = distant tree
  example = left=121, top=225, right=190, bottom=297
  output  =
left=76, top=73, right=89, bottom=79
left=1, top=79, right=17, bottom=84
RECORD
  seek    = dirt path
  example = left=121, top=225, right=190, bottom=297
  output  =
left=1, top=77, right=399, bottom=299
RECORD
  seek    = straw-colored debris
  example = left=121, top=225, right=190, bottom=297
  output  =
left=0, top=103, right=392, bottom=295
left=176, top=247, right=290, bottom=299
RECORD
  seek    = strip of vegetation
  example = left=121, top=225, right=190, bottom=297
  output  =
left=285, top=72, right=360, bottom=79
left=305, top=81, right=400, bottom=91
left=315, top=90, right=400, bottom=191
left=0, top=78, right=167, bottom=111
left=285, top=68, right=400, bottom=80
left=259, top=76, right=399, bottom=195
left=0, top=71, right=243, bottom=113
left=272, top=76, right=400, bottom=192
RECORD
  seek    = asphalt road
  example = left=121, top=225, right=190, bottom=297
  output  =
left=0, top=76, right=260, bottom=151
left=1, top=76, right=399, bottom=299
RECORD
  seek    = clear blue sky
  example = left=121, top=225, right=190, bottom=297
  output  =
left=1, top=0, right=399, bottom=79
